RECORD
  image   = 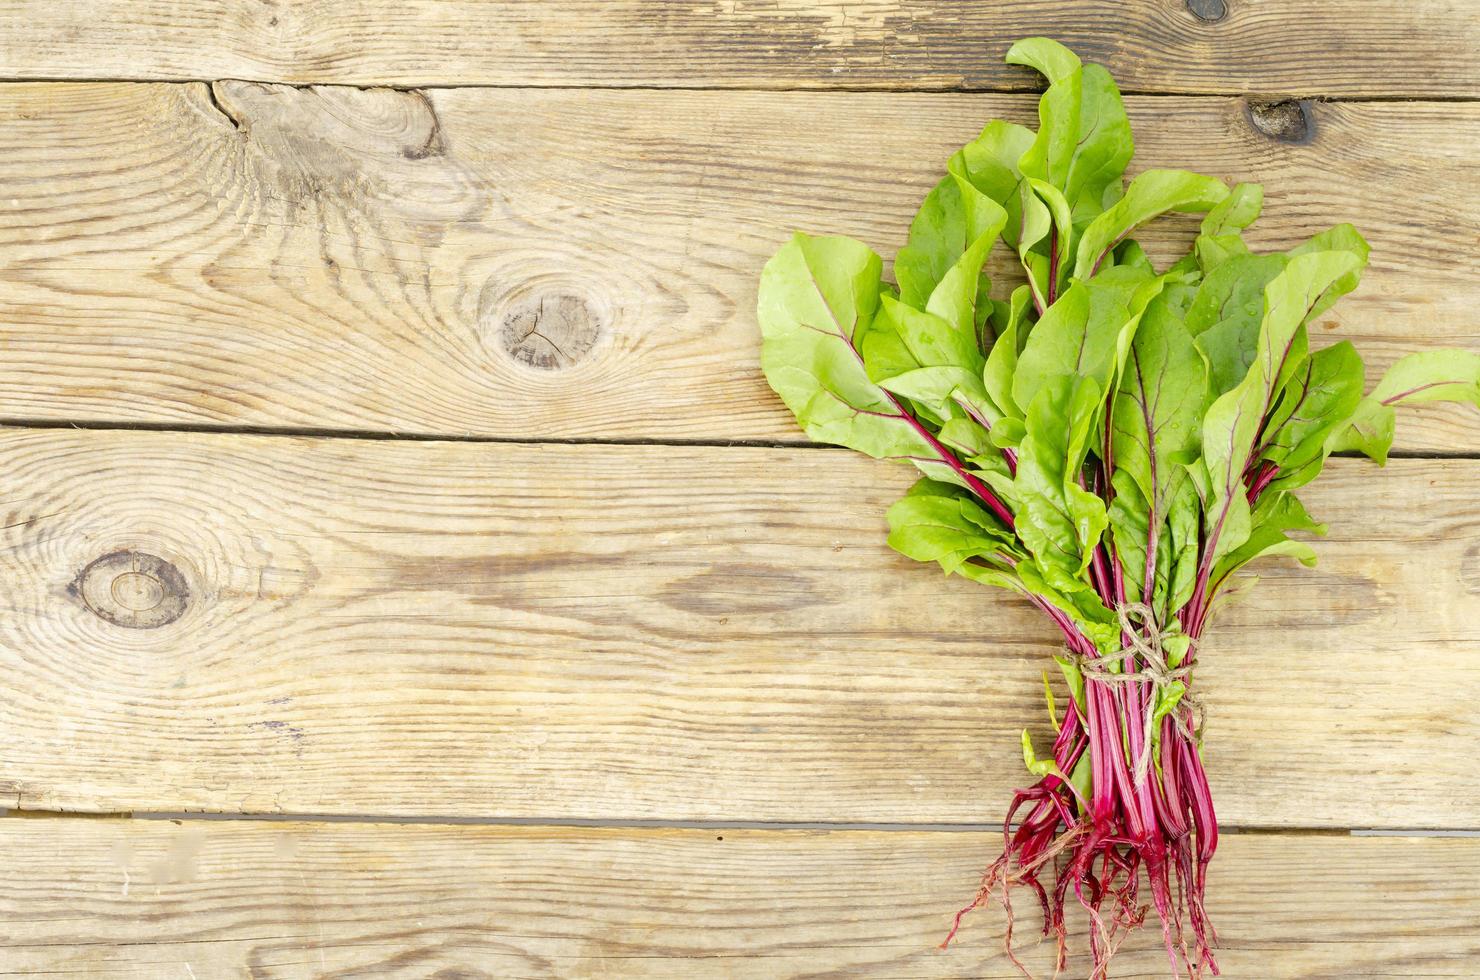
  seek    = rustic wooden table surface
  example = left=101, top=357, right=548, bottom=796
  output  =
left=1, top=2, right=1478, bottom=977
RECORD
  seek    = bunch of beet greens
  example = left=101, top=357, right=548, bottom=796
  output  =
left=756, top=36, right=1480, bottom=980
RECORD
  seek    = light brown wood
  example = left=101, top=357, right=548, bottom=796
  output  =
left=1, top=428, right=1474, bottom=827
left=0, top=0, right=1476, bottom=97
left=1, top=818, right=1475, bottom=978
left=1, top=83, right=1478, bottom=450
left=3, top=6, right=1476, bottom=971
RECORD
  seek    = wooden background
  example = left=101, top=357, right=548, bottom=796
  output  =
left=1, top=2, right=1477, bottom=976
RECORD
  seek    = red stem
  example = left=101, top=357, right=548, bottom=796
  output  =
left=1047, top=225, right=1061, bottom=306
left=882, top=390, right=1016, bottom=528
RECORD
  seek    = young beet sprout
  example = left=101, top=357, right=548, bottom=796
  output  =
left=757, top=36, right=1480, bottom=979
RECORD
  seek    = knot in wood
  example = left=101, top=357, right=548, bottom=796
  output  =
left=498, top=291, right=603, bottom=370
left=1185, top=0, right=1227, bottom=23
left=71, top=551, right=190, bottom=629
left=1247, top=99, right=1315, bottom=144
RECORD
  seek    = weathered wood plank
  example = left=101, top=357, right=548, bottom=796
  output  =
left=8, top=83, right=1480, bottom=452
left=1, top=430, right=1474, bottom=827
left=0, top=1, right=1475, bottom=97
left=1, top=819, right=1475, bottom=978
left=1, top=84, right=1478, bottom=451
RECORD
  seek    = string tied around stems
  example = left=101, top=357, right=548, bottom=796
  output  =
left=1075, top=602, right=1205, bottom=788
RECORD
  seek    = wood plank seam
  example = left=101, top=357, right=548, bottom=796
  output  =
left=12, top=75, right=1480, bottom=103
left=3, top=415, right=1479, bottom=461
left=10, top=809, right=1480, bottom=838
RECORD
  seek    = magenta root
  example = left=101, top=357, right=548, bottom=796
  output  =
left=942, top=679, right=1220, bottom=978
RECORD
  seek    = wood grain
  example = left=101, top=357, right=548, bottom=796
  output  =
left=1, top=429, right=1475, bottom=827
left=0, top=0, right=1476, bottom=97
left=2, top=83, right=1477, bottom=450
left=1, top=818, right=1475, bottom=978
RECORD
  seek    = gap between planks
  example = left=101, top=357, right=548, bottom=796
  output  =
left=4, top=76, right=1480, bottom=104
left=1, top=417, right=1476, bottom=462
left=5, top=809, right=1478, bottom=838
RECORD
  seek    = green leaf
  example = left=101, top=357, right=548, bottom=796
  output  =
left=953, top=122, right=1036, bottom=265
left=1110, top=293, right=1206, bottom=599
left=1054, top=653, right=1086, bottom=709
left=1162, top=629, right=1192, bottom=670
left=1163, top=477, right=1202, bottom=621
left=1325, top=396, right=1397, bottom=464
left=955, top=120, right=1037, bottom=207
left=1062, top=64, right=1134, bottom=218
left=1200, top=183, right=1263, bottom=237
left=1004, top=39, right=1133, bottom=314
left=955, top=560, right=1026, bottom=593
left=938, top=416, right=993, bottom=457
left=1212, top=490, right=1325, bottom=587
left=1027, top=177, right=1075, bottom=299
left=1042, top=670, right=1059, bottom=729
left=1328, top=349, right=1480, bottom=463
left=1200, top=250, right=1366, bottom=565
left=1261, top=341, right=1366, bottom=491
left=990, top=282, right=1036, bottom=344
left=1371, top=349, right=1480, bottom=408
left=886, top=479, right=1015, bottom=575
left=1193, top=183, right=1263, bottom=274
left=1015, top=377, right=1108, bottom=597
left=1151, top=681, right=1187, bottom=729
left=988, top=416, right=1027, bottom=450
left=1195, top=232, right=1252, bottom=273
left=1012, top=40, right=1084, bottom=192
left=1012, top=277, right=1144, bottom=414
left=1114, top=239, right=1156, bottom=276
left=878, top=365, right=995, bottom=426
left=867, top=295, right=982, bottom=376
left=1015, top=182, right=1054, bottom=312
left=1068, top=749, right=1093, bottom=802
left=758, top=234, right=937, bottom=459
left=894, top=138, right=1015, bottom=316
left=983, top=289, right=1030, bottom=419
left=929, top=164, right=1009, bottom=338
left=894, top=176, right=967, bottom=311
left=1287, top=224, right=1371, bottom=322
left=1008, top=39, right=1132, bottom=217
left=1073, top=169, right=1230, bottom=280
left=1021, top=728, right=1066, bottom=780
left=1006, top=36, right=1081, bottom=85
left=1107, top=468, right=1152, bottom=604
left=1188, top=253, right=1289, bottom=395
left=1012, top=281, right=1089, bottom=412
left=1112, top=294, right=1208, bottom=512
